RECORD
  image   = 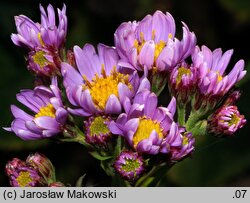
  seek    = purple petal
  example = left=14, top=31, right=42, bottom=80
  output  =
left=124, top=118, right=139, bottom=134
left=11, top=105, right=33, bottom=120
left=136, top=139, right=153, bottom=154
left=25, top=121, right=42, bottom=134
left=16, top=91, right=40, bottom=113
left=167, top=97, right=176, bottom=115
left=144, top=93, right=157, bottom=117
left=217, top=49, right=233, bottom=74
left=16, top=129, right=42, bottom=140
left=105, top=95, right=122, bottom=114
left=61, top=62, right=82, bottom=87
left=42, top=129, right=60, bottom=137
left=152, top=11, right=175, bottom=43
left=34, top=116, right=60, bottom=130
left=138, top=40, right=155, bottom=68
left=55, top=107, right=68, bottom=124
left=118, top=83, right=132, bottom=105
left=50, top=97, right=62, bottom=109
left=128, top=104, right=144, bottom=118
left=98, top=44, right=119, bottom=75
left=108, top=121, right=123, bottom=135
left=68, top=108, right=91, bottom=117
left=81, top=90, right=100, bottom=114
left=136, top=77, right=151, bottom=93
left=74, top=45, right=96, bottom=80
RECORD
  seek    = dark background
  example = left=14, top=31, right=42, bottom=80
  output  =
left=0, top=0, right=250, bottom=186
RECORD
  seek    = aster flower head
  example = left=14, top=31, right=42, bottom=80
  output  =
left=169, top=62, right=197, bottom=104
left=11, top=4, right=67, bottom=76
left=4, top=77, right=68, bottom=140
left=27, top=47, right=61, bottom=76
left=109, top=89, right=179, bottom=154
left=192, top=45, right=246, bottom=109
left=208, top=105, right=246, bottom=136
left=6, top=158, right=44, bottom=187
left=114, top=151, right=145, bottom=182
left=26, top=153, right=56, bottom=182
left=84, top=115, right=113, bottom=147
left=62, top=43, right=148, bottom=116
left=114, top=10, right=196, bottom=73
left=168, top=130, right=195, bottom=162
left=11, top=4, right=67, bottom=50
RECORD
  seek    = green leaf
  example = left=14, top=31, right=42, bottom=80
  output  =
left=89, top=151, right=113, bottom=161
left=100, top=160, right=114, bottom=176
left=75, top=174, right=86, bottom=187
left=114, top=136, right=122, bottom=157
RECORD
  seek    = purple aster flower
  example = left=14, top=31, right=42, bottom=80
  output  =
left=11, top=4, right=67, bottom=50
left=62, top=43, right=148, bottom=116
left=208, top=105, right=246, bottom=136
left=114, top=10, right=196, bottom=73
left=84, top=115, right=113, bottom=147
left=168, top=130, right=195, bottom=162
left=11, top=4, right=67, bottom=76
left=4, top=77, right=68, bottom=140
left=192, top=45, right=246, bottom=109
left=26, top=153, right=56, bottom=182
left=114, top=151, right=145, bottom=182
left=109, top=89, right=182, bottom=154
left=169, top=62, right=197, bottom=104
left=6, top=158, right=45, bottom=187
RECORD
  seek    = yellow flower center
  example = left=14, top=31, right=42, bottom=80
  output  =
left=121, top=159, right=140, bottom=172
left=134, top=31, right=172, bottom=66
left=16, top=171, right=33, bottom=187
left=35, top=104, right=56, bottom=118
left=182, top=136, right=189, bottom=146
left=215, top=71, right=223, bottom=82
left=89, top=116, right=110, bottom=136
left=83, top=66, right=131, bottom=110
left=32, top=51, right=49, bottom=68
left=176, top=67, right=191, bottom=85
left=133, top=117, right=163, bottom=147
left=228, top=114, right=240, bottom=126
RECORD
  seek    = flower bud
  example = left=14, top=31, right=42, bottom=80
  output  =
left=26, top=153, right=56, bottom=183
left=169, top=62, right=197, bottom=104
left=5, top=158, right=25, bottom=176
left=5, top=158, right=45, bottom=187
left=208, top=105, right=246, bottom=136
left=84, top=115, right=113, bottom=147
left=114, top=151, right=145, bottom=182
left=28, top=48, right=61, bottom=77
left=169, top=131, right=195, bottom=162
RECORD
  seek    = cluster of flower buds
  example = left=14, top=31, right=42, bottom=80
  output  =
left=5, top=153, right=64, bottom=187
left=4, top=4, right=246, bottom=185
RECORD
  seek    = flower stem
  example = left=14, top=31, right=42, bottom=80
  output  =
left=135, top=163, right=169, bottom=187
left=177, top=104, right=186, bottom=126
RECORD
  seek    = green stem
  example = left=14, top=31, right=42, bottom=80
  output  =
left=186, top=109, right=207, bottom=131
left=59, top=133, right=93, bottom=149
left=135, top=163, right=169, bottom=187
left=111, top=174, right=131, bottom=186
left=177, top=104, right=186, bottom=126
